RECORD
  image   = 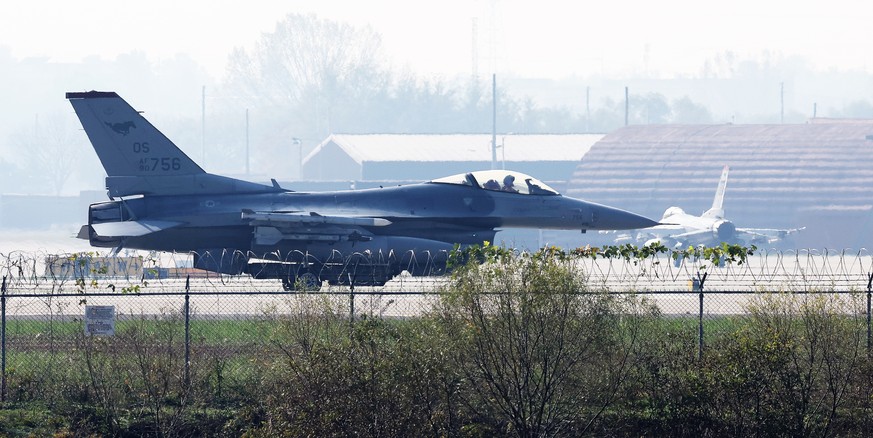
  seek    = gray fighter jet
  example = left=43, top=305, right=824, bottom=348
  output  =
left=68, top=91, right=657, bottom=288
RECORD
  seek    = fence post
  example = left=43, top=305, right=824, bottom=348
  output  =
left=348, top=275, right=355, bottom=325
left=1, top=275, right=6, bottom=403
left=697, top=272, right=707, bottom=361
left=867, top=273, right=873, bottom=356
left=184, top=275, right=190, bottom=387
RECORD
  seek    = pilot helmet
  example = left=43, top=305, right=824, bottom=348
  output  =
left=503, top=175, right=515, bottom=186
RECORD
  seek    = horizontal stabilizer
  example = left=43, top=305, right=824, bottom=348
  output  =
left=91, top=220, right=183, bottom=237
left=738, top=227, right=805, bottom=235
left=737, top=227, right=806, bottom=243
left=242, top=210, right=392, bottom=227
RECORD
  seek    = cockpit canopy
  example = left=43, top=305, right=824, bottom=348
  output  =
left=430, top=170, right=559, bottom=196
left=661, top=207, right=686, bottom=220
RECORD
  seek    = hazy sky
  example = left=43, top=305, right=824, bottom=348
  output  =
left=2, top=0, right=872, bottom=81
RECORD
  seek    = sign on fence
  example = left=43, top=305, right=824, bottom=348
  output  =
left=84, top=305, right=115, bottom=336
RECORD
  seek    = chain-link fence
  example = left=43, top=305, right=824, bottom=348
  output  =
left=1, top=248, right=872, bottom=407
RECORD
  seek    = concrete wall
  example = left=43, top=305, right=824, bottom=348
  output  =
left=0, top=194, right=80, bottom=229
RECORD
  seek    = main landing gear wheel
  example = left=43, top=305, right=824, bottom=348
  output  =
left=298, top=272, right=321, bottom=291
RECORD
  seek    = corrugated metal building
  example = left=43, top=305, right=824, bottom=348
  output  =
left=302, top=134, right=604, bottom=182
left=566, top=121, right=873, bottom=249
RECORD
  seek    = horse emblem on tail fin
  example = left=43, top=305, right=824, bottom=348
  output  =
left=105, top=121, right=136, bottom=136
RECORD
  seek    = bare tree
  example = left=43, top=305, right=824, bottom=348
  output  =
left=226, top=14, right=386, bottom=137
left=221, top=14, right=389, bottom=178
left=10, top=112, right=82, bottom=195
left=671, top=96, right=714, bottom=123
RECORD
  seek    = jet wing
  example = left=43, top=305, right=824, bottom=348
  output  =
left=633, top=227, right=712, bottom=249
left=737, top=227, right=805, bottom=236
left=90, top=219, right=184, bottom=237
left=633, top=224, right=685, bottom=240
left=663, top=229, right=713, bottom=240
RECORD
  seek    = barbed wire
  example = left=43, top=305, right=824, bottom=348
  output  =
left=2, top=248, right=873, bottom=294
left=575, top=247, right=873, bottom=291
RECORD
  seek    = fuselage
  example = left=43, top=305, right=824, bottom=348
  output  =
left=90, top=181, right=655, bottom=253
left=651, top=208, right=737, bottom=248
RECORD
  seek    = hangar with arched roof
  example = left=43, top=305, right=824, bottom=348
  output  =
left=566, top=120, right=873, bottom=249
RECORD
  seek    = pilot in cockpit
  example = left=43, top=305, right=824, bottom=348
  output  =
left=483, top=179, right=500, bottom=190
left=502, top=175, right=518, bottom=193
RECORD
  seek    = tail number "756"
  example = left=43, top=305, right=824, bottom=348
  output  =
left=139, top=157, right=181, bottom=172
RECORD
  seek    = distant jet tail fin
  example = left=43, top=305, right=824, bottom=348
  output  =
left=67, top=91, right=277, bottom=197
left=702, top=165, right=729, bottom=219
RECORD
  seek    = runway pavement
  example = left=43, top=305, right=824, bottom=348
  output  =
left=3, top=250, right=872, bottom=319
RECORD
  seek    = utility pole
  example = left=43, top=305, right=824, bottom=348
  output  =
left=780, top=82, right=784, bottom=124
left=491, top=73, right=497, bottom=170
left=201, top=86, right=206, bottom=165
left=293, top=137, right=303, bottom=179
left=586, top=86, right=590, bottom=133
left=624, top=86, right=629, bottom=126
left=245, top=109, right=250, bottom=176
left=471, top=18, right=479, bottom=81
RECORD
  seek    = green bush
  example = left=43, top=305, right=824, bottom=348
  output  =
left=3, top=245, right=873, bottom=436
left=437, top=245, right=658, bottom=436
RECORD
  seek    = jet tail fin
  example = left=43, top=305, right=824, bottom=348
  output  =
left=67, top=91, right=278, bottom=197
left=702, top=165, right=729, bottom=219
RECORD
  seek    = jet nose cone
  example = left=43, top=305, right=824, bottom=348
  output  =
left=592, top=204, right=659, bottom=230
